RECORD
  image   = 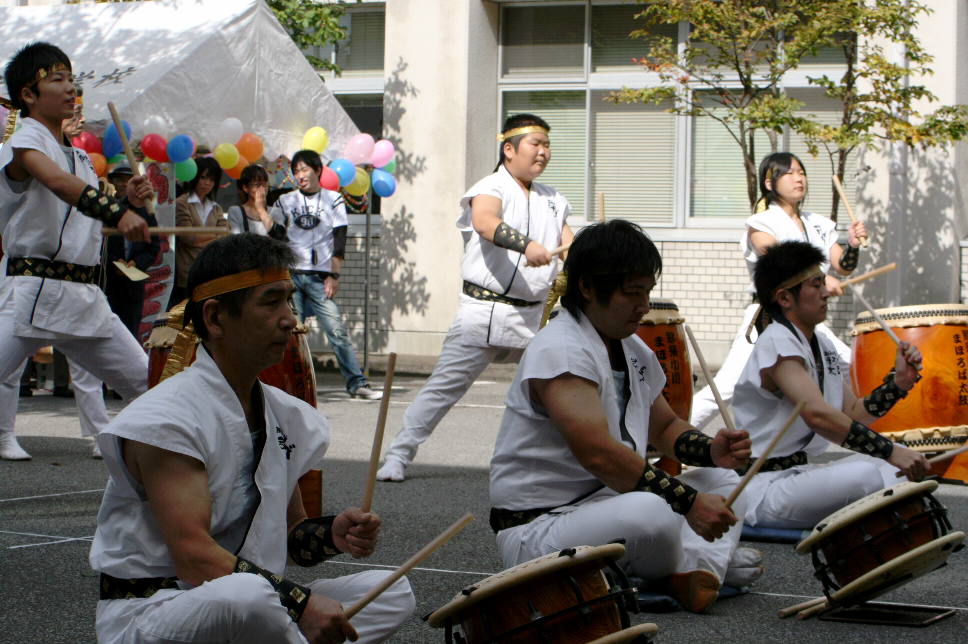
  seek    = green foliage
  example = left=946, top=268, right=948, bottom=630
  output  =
left=267, top=0, right=348, bottom=74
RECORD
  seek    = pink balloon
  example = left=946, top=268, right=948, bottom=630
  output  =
left=319, top=166, right=340, bottom=191
left=370, top=139, right=395, bottom=168
left=342, top=133, right=375, bottom=166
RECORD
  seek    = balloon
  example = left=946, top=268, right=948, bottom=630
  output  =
left=103, top=120, right=132, bottom=156
left=213, top=143, right=240, bottom=170
left=225, top=155, right=250, bottom=180
left=143, top=114, right=171, bottom=137
left=108, top=154, right=125, bottom=164
left=381, top=158, right=397, bottom=174
left=302, top=126, right=329, bottom=154
left=72, top=131, right=101, bottom=154
left=236, top=132, right=264, bottom=162
left=329, top=158, right=356, bottom=187
left=217, top=117, right=244, bottom=146
left=167, top=134, right=196, bottom=164
left=343, top=133, right=375, bottom=166
left=370, top=139, right=395, bottom=168
left=371, top=168, right=397, bottom=198
left=140, top=133, right=169, bottom=162
left=319, top=166, right=340, bottom=191
left=89, top=152, right=107, bottom=177
left=174, top=158, right=198, bottom=182
left=344, top=166, right=371, bottom=196
left=102, top=135, right=122, bottom=159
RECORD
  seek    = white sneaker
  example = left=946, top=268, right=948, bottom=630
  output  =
left=0, top=434, right=32, bottom=461
left=376, top=459, right=406, bottom=482
left=91, top=441, right=103, bottom=460
left=725, top=547, right=764, bottom=588
left=350, top=386, right=383, bottom=400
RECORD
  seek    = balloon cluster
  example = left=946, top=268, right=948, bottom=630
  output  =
left=211, top=117, right=265, bottom=180
left=71, top=117, right=200, bottom=182
left=301, top=127, right=398, bottom=198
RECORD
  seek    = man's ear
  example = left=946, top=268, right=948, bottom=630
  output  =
left=577, top=276, right=595, bottom=304
left=774, top=288, right=794, bottom=311
left=201, top=299, right=224, bottom=339
left=19, top=86, right=36, bottom=110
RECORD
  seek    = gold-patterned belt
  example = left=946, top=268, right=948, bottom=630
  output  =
left=99, top=572, right=180, bottom=600
left=737, top=450, right=808, bottom=476
left=463, top=281, right=540, bottom=307
left=7, top=257, right=98, bottom=284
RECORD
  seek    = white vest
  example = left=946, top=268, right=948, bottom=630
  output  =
left=742, top=205, right=837, bottom=293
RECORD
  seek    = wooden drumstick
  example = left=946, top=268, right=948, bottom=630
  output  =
left=344, top=513, right=474, bottom=620
left=895, top=444, right=968, bottom=477
left=840, top=262, right=897, bottom=288
left=685, top=325, right=737, bottom=433
left=725, top=400, right=805, bottom=509
left=361, top=352, right=397, bottom=513
left=107, top=101, right=156, bottom=215
left=102, top=226, right=230, bottom=236
left=550, top=242, right=571, bottom=257
left=778, top=596, right=826, bottom=618
left=832, top=174, right=867, bottom=248
left=852, top=289, right=922, bottom=372
left=797, top=598, right=829, bottom=620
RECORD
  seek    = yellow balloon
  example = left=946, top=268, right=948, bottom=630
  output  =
left=214, top=143, right=240, bottom=170
left=302, top=126, right=329, bottom=154
left=345, top=166, right=371, bottom=196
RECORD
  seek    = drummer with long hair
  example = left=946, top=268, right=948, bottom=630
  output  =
left=691, top=152, right=866, bottom=432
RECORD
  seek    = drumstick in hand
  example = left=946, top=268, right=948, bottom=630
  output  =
left=853, top=289, right=922, bottom=370
left=361, top=352, right=397, bottom=513
left=685, top=325, right=737, bottom=433
left=344, top=513, right=474, bottom=620
left=840, top=262, right=896, bottom=289
left=725, top=400, right=805, bottom=509
left=103, top=227, right=230, bottom=236
left=895, top=444, right=968, bottom=477
left=832, top=175, right=867, bottom=248
left=107, top=101, right=156, bottom=215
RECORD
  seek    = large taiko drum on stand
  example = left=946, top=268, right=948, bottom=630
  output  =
left=850, top=304, right=968, bottom=483
left=795, top=481, right=964, bottom=607
left=426, top=544, right=657, bottom=644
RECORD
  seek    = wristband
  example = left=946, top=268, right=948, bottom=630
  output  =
left=492, top=221, right=532, bottom=255
left=288, top=515, right=343, bottom=566
left=840, top=244, right=860, bottom=272
left=841, top=421, right=894, bottom=460
left=234, top=557, right=311, bottom=621
left=864, top=370, right=913, bottom=417
left=76, top=185, right=125, bottom=226
left=329, top=272, right=340, bottom=280
left=635, top=462, right=698, bottom=515
left=673, top=430, right=715, bottom=467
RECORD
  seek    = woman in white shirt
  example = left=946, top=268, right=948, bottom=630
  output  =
left=226, top=164, right=285, bottom=239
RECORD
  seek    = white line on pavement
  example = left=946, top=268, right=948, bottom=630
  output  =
left=0, top=489, right=104, bottom=503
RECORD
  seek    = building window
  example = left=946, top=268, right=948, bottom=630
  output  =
left=502, top=5, right=585, bottom=78
left=335, top=8, right=385, bottom=78
left=591, top=3, right=677, bottom=73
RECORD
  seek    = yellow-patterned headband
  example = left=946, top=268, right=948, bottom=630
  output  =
left=497, top=125, right=549, bottom=142
left=192, top=268, right=291, bottom=302
left=773, top=264, right=823, bottom=298
left=28, top=62, right=69, bottom=88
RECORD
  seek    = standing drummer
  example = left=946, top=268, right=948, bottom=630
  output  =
left=731, top=240, right=929, bottom=531
left=377, top=113, right=573, bottom=482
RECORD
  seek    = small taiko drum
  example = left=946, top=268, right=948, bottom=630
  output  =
left=426, top=544, right=656, bottom=644
left=795, top=481, right=964, bottom=607
left=851, top=304, right=968, bottom=482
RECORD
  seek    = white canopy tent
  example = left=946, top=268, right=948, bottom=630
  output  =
left=0, top=0, right=358, bottom=159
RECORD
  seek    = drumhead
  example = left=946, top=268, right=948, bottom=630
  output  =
left=585, top=622, right=659, bottom=644
left=851, top=303, right=968, bottom=335
left=796, top=481, right=938, bottom=554
left=640, top=298, right=683, bottom=325
left=425, top=543, right=626, bottom=628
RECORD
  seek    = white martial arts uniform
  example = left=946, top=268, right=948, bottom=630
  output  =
left=732, top=320, right=899, bottom=529
left=381, top=165, right=569, bottom=468
left=490, top=309, right=746, bottom=583
left=691, top=204, right=853, bottom=431
left=90, top=347, right=414, bottom=643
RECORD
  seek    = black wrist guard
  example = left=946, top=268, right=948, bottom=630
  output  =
left=840, top=244, right=860, bottom=272
left=287, top=515, right=342, bottom=566
left=635, top=462, right=698, bottom=515
left=673, top=430, right=716, bottom=467
left=864, top=370, right=912, bottom=417
left=841, top=421, right=894, bottom=460
left=234, top=556, right=311, bottom=621
left=492, top=221, right=532, bottom=254
left=76, top=185, right=125, bottom=226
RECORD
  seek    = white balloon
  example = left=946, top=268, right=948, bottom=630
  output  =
left=217, top=117, right=244, bottom=145
left=143, top=114, right=171, bottom=137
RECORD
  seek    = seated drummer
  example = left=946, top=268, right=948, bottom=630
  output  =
left=89, top=233, right=415, bottom=643
left=731, top=240, right=929, bottom=531
left=489, top=220, right=760, bottom=613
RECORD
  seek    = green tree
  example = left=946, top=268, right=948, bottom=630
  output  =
left=267, top=0, right=348, bottom=75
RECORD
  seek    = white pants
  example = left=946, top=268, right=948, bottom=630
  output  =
left=744, top=454, right=900, bottom=529
left=383, top=320, right=522, bottom=466
left=96, top=570, right=415, bottom=644
left=495, top=468, right=747, bottom=583
left=691, top=304, right=853, bottom=431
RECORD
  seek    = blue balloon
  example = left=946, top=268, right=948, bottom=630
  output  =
left=102, top=120, right=131, bottom=159
left=167, top=134, right=195, bottom=164
left=371, top=168, right=397, bottom=198
left=329, top=158, right=356, bottom=187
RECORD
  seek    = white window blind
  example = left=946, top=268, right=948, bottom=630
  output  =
left=503, top=91, right=587, bottom=221
left=591, top=91, right=676, bottom=225
left=591, top=4, right=677, bottom=73
left=336, top=11, right=385, bottom=77
left=502, top=5, right=585, bottom=78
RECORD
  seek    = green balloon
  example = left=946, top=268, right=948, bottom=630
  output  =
left=380, top=158, right=396, bottom=174
left=108, top=154, right=126, bottom=164
left=175, top=158, right=197, bottom=182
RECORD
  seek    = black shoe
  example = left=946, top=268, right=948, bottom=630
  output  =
left=19, top=386, right=32, bottom=398
left=53, top=386, right=75, bottom=398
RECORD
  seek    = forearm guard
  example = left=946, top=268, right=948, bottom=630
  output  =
left=234, top=556, right=311, bottom=621
left=287, top=515, right=342, bottom=566
left=841, top=421, right=894, bottom=460
left=76, top=185, right=125, bottom=226
left=673, top=430, right=715, bottom=467
left=635, top=462, right=698, bottom=515
left=840, top=244, right=860, bottom=272
left=492, top=221, right=532, bottom=254
left=864, top=370, right=912, bottom=417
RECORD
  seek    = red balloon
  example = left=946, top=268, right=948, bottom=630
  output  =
left=141, top=133, right=169, bottom=162
left=319, top=166, right=340, bottom=191
left=72, top=131, right=101, bottom=155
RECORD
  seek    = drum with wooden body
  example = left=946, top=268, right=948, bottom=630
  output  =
left=850, top=304, right=968, bottom=483
left=795, top=481, right=964, bottom=607
left=426, top=544, right=656, bottom=644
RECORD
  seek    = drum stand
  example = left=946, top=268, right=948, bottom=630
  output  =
left=818, top=601, right=955, bottom=627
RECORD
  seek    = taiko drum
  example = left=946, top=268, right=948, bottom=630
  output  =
left=634, top=299, right=692, bottom=420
